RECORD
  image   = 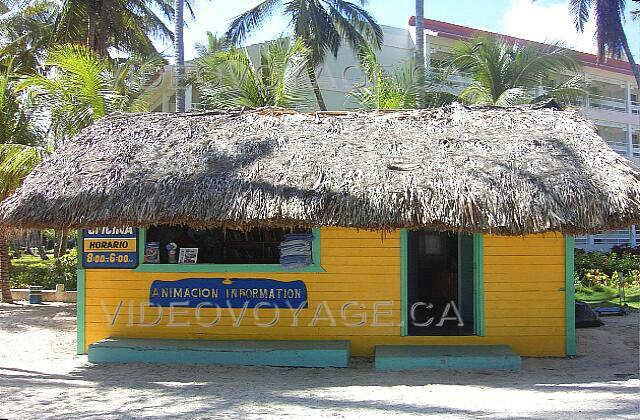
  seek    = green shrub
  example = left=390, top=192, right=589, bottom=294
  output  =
left=575, top=249, right=640, bottom=276
left=575, top=285, right=593, bottom=295
left=574, top=249, right=640, bottom=289
left=10, top=256, right=59, bottom=289
left=58, top=248, right=78, bottom=290
left=9, top=250, right=78, bottom=290
left=592, top=284, right=607, bottom=292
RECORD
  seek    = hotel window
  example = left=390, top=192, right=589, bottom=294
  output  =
left=143, top=225, right=313, bottom=265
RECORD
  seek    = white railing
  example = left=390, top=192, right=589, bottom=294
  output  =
left=446, top=73, right=472, bottom=91
left=588, top=94, right=628, bottom=112
left=632, top=99, right=639, bottom=115
left=576, top=228, right=636, bottom=251
left=603, top=138, right=630, bottom=156
left=574, top=236, right=590, bottom=248
left=189, top=102, right=207, bottom=111
left=594, top=230, right=634, bottom=246
left=429, top=67, right=471, bottom=93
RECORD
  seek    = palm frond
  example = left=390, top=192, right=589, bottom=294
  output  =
left=53, top=0, right=175, bottom=57
left=19, top=44, right=154, bottom=143
left=196, top=38, right=312, bottom=110
left=0, top=143, right=46, bottom=198
left=326, top=0, right=383, bottom=49
left=534, top=75, right=592, bottom=105
left=445, top=35, right=583, bottom=106
left=226, top=0, right=282, bottom=46
left=349, top=44, right=421, bottom=109
left=494, top=87, right=530, bottom=106
left=569, top=0, right=594, bottom=32
left=195, top=31, right=229, bottom=56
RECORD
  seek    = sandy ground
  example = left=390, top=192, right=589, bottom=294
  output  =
left=0, top=303, right=638, bottom=419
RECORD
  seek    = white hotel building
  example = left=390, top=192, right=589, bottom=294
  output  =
left=148, top=18, right=639, bottom=251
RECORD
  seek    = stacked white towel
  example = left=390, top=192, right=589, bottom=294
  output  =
left=279, top=233, right=314, bottom=269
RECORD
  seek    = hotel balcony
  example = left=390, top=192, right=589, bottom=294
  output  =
left=585, top=78, right=639, bottom=114
left=595, top=123, right=640, bottom=163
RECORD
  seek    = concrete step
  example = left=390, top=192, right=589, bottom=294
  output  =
left=88, top=338, right=350, bottom=368
left=375, top=345, right=521, bottom=370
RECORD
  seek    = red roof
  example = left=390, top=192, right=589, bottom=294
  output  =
left=408, top=16, right=637, bottom=77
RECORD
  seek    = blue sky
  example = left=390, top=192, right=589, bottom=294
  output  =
left=167, top=0, right=640, bottom=62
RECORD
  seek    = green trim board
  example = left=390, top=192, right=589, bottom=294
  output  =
left=88, top=338, right=350, bottom=367
left=459, top=235, right=475, bottom=324
left=134, top=227, right=325, bottom=273
left=400, top=229, right=408, bottom=337
left=374, top=345, right=521, bottom=370
left=473, top=234, right=485, bottom=336
left=76, top=233, right=86, bottom=355
left=564, top=235, right=576, bottom=356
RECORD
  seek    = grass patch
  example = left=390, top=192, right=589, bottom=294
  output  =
left=576, top=285, right=640, bottom=310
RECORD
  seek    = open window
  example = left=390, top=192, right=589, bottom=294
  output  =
left=136, top=225, right=322, bottom=272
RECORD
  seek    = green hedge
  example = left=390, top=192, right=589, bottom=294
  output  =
left=9, top=249, right=78, bottom=290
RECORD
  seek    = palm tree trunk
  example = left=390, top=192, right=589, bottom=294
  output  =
left=175, top=0, right=186, bottom=112
left=53, top=230, right=61, bottom=259
left=8, top=238, right=21, bottom=258
left=58, top=228, right=68, bottom=257
left=620, top=36, right=640, bottom=89
left=37, top=231, right=48, bottom=260
left=415, top=0, right=425, bottom=108
left=308, top=65, right=327, bottom=111
left=0, top=235, right=13, bottom=303
left=87, top=0, right=98, bottom=49
left=415, top=1, right=425, bottom=65
left=25, top=231, right=35, bottom=256
left=95, top=0, right=112, bottom=55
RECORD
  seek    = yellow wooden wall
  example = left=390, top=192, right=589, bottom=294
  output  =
left=82, top=228, right=567, bottom=356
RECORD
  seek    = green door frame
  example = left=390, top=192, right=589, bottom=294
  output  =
left=472, top=234, right=485, bottom=336
left=400, top=229, right=484, bottom=337
left=76, top=232, right=86, bottom=354
left=565, top=235, right=576, bottom=356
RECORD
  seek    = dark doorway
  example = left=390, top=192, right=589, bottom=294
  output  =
left=406, top=230, right=474, bottom=336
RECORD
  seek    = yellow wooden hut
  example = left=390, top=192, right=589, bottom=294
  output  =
left=2, top=103, right=639, bottom=369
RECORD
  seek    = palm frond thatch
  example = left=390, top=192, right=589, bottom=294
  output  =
left=1, top=103, right=639, bottom=234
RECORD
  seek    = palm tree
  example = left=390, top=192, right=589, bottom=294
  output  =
left=15, top=45, right=160, bottom=280
left=350, top=44, right=456, bottom=109
left=0, top=64, right=44, bottom=302
left=446, top=35, right=589, bottom=106
left=174, top=0, right=185, bottom=112
left=0, top=0, right=58, bottom=74
left=52, top=0, right=175, bottom=56
left=541, top=0, right=640, bottom=88
left=195, top=31, right=229, bottom=56
left=195, top=38, right=312, bottom=109
left=20, top=44, right=162, bottom=143
left=350, top=48, right=419, bottom=109
left=0, top=146, right=45, bottom=302
left=226, top=0, right=383, bottom=111
left=2, top=0, right=177, bottom=60
left=172, top=0, right=198, bottom=112
left=415, top=0, right=425, bottom=107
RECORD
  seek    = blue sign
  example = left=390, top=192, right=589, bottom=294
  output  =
left=82, top=227, right=139, bottom=269
left=149, top=278, right=308, bottom=308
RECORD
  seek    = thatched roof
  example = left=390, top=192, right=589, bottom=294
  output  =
left=1, top=103, right=639, bottom=234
